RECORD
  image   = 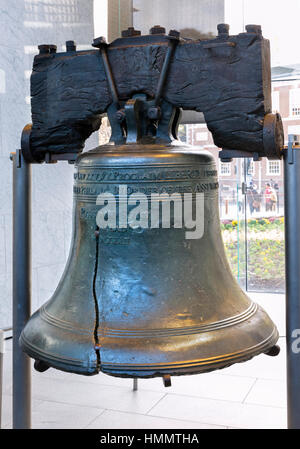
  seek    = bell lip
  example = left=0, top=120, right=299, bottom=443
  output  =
left=99, top=326, right=279, bottom=376
left=20, top=325, right=279, bottom=378
left=19, top=332, right=98, bottom=376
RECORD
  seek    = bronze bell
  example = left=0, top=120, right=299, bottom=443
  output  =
left=20, top=23, right=282, bottom=386
left=20, top=141, right=279, bottom=378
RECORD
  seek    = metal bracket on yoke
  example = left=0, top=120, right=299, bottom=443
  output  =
left=92, top=31, right=181, bottom=145
left=219, top=148, right=262, bottom=163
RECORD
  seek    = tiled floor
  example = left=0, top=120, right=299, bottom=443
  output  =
left=1, top=293, right=287, bottom=429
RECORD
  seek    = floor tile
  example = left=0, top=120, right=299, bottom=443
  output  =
left=35, top=369, right=133, bottom=389
left=86, top=409, right=226, bottom=429
left=159, top=373, right=256, bottom=402
left=33, top=368, right=255, bottom=403
left=2, top=349, right=12, bottom=394
left=121, top=372, right=256, bottom=402
left=148, top=394, right=287, bottom=429
left=1, top=394, right=12, bottom=429
left=244, top=379, right=287, bottom=408
left=1, top=395, right=43, bottom=429
left=32, top=377, right=165, bottom=415
left=32, top=401, right=105, bottom=429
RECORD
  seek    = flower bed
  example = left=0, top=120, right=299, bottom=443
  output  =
left=221, top=217, right=284, bottom=232
left=221, top=217, right=285, bottom=292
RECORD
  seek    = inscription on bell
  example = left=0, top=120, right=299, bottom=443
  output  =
left=74, top=182, right=218, bottom=197
left=74, top=167, right=218, bottom=183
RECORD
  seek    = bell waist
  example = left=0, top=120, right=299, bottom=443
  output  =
left=40, top=302, right=257, bottom=338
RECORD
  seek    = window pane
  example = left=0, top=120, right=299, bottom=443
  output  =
left=290, top=89, right=300, bottom=116
left=267, top=161, right=281, bottom=176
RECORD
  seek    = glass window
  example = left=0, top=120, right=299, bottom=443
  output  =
left=290, top=89, right=300, bottom=117
left=267, top=160, right=281, bottom=176
left=247, top=160, right=255, bottom=176
left=219, top=161, right=231, bottom=176
left=223, top=0, right=296, bottom=293
left=195, top=131, right=208, bottom=142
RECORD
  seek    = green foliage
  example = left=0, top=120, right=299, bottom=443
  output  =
left=222, top=217, right=285, bottom=291
left=221, top=217, right=284, bottom=232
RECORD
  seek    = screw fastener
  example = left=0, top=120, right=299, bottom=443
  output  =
left=92, top=36, right=107, bottom=48
left=217, top=23, right=230, bottom=37
left=121, top=27, right=141, bottom=38
left=150, top=25, right=166, bottom=35
left=168, top=29, right=180, bottom=40
left=66, top=40, right=76, bottom=52
left=245, top=24, right=262, bottom=35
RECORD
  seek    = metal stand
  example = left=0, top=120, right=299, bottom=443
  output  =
left=284, top=135, right=300, bottom=429
left=12, top=150, right=32, bottom=429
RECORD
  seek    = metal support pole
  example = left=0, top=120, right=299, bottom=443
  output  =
left=133, top=378, right=138, bottom=391
left=12, top=150, right=32, bottom=429
left=0, top=330, right=4, bottom=428
left=284, top=135, right=300, bottom=428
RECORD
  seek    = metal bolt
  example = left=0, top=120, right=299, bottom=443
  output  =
left=217, top=23, right=229, bottom=37
left=92, top=36, right=107, bottom=48
left=116, top=109, right=126, bottom=123
left=38, top=44, right=50, bottom=54
left=150, top=25, right=166, bottom=35
left=34, top=359, right=50, bottom=372
left=245, top=24, right=262, bottom=35
left=66, top=40, right=76, bottom=52
left=49, top=45, right=57, bottom=54
left=148, top=106, right=161, bottom=120
left=168, top=29, right=180, bottom=40
left=121, top=27, right=141, bottom=38
left=265, top=344, right=281, bottom=357
left=162, top=374, right=172, bottom=387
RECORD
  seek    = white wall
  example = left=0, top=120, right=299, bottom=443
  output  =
left=133, top=0, right=224, bottom=37
left=225, top=0, right=300, bottom=67
left=94, top=0, right=108, bottom=39
left=0, top=0, right=98, bottom=328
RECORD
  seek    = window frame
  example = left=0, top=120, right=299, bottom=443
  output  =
left=289, top=88, right=300, bottom=117
left=219, top=161, right=231, bottom=177
left=266, top=160, right=281, bottom=176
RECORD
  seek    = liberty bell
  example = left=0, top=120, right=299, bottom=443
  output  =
left=20, top=25, right=282, bottom=382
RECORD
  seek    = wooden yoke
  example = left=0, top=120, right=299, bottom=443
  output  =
left=28, top=24, right=283, bottom=162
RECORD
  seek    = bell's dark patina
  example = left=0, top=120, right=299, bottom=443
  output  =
left=20, top=142, right=279, bottom=377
